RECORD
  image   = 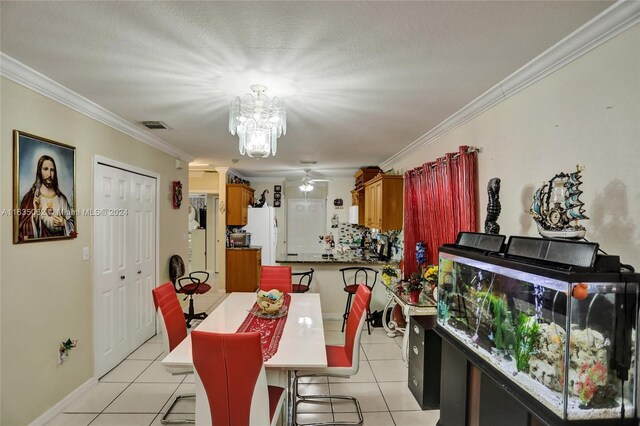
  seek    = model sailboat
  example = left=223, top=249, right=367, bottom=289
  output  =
left=530, top=165, right=588, bottom=239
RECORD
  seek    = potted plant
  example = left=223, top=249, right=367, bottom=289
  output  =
left=405, top=272, right=423, bottom=303
left=381, top=264, right=399, bottom=288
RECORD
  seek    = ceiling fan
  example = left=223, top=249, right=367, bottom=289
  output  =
left=299, top=169, right=330, bottom=193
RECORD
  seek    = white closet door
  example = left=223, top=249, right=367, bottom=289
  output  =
left=129, top=173, right=157, bottom=350
left=94, top=163, right=157, bottom=377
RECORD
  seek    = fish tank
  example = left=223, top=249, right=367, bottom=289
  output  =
left=436, top=237, right=639, bottom=424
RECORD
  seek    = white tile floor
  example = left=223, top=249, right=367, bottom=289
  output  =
left=47, top=292, right=439, bottom=426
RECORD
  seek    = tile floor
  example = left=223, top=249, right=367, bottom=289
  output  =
left=47, top=291, right=439, bottom=426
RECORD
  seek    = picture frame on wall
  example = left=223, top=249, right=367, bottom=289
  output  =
left=274, top=192, right=281, bottom=200
left=13, top=130, right=77, bottom=243
left=274, top=185, right=282, bottom=193
left=274, top=200, right=281, bottom=208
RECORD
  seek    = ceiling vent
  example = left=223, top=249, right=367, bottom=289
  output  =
left=141, top=121, right=169, bottom=130
left=300, top=160, right=317, bottom=165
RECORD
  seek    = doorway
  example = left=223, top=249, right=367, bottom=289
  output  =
left=188, top=194, right=218, bottom=273
left=93, top=158, right=158, bottom=378
left=286, top=199, right=326, bottom=254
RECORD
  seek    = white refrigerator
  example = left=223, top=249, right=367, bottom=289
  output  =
left=245, top=206, right=278, bottom=266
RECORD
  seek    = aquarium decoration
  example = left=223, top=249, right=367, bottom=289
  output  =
left=515, top=313, right=539, bottom=372
left=530, top=165, right=588, bottom=239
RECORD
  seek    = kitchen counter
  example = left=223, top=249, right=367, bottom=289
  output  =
left=276, top=253, right=393, bottom=265
left=276, top=254, right=398, bottom=319
left=226, top=245, right=262, bottom=250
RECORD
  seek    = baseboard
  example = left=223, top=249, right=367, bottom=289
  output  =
left=28, top=377, right=98, bottom=426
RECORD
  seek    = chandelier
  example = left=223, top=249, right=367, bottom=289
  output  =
left=228, top=84, right=286, bottom=158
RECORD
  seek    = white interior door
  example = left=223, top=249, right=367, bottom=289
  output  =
left=130, top=173, right=157, bottom=350
left=286, top=200, right=326, bottom=254
left=94, top=163, right=157, bottom=377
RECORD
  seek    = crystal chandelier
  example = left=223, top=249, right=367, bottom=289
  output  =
left=228, top=84, right=286, bottom=158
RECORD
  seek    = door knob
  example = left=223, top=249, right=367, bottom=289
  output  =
left=120, top=275, right=125, bottom=280
left=137, top=270, right=142, bottom=274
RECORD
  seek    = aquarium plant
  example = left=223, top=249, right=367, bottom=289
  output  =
left=515, top=313, right=539, bottom=372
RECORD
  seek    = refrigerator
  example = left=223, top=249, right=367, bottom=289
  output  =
left=244, top=206, right=278, bottom=266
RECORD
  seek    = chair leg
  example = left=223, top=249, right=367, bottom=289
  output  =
left=341, top=293, right=354, bottom=333
left=293, top=373, right=363, bottom=426
left=365, top=308, right=372, bottom=335
left=184, top=296, right=208, bottom=328
left=161, top=393, right=195, bottom=424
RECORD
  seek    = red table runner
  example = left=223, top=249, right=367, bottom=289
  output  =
left=236, top=293, right=292, bottom=361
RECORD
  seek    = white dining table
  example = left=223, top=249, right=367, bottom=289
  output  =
left=161, top=292, right=327, bottom=424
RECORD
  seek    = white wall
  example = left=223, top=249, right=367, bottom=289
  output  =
left=0, top=77, right=189, bottom=425
left=387, top=24, right=640, bottom=269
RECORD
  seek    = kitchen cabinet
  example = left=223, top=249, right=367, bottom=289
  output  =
left=363, top=174, right=403, bottom=231
left=226, top=184, right=254, bottom=226
left=353, top=167, right=381, bottom=227
left=225, top=248, right=261, bottom=292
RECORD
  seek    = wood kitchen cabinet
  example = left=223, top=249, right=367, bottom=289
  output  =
left=226, top=184, right=254, bottom=226
left=225, top=247, right=261, bottom=292
left=363, top=174, right=403, bottom=231
left=353, top=167, right=382, bottom=226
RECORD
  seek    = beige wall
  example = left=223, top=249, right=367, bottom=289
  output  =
left=0, top=77, right=189, bottom=425
left=188, top=170, right=219, bottom=193
left=387, top=25, right=640, bottom=268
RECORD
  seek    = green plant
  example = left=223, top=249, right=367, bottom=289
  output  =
left=437, top=300, right=450, bottom=322
left=405, top=272, right=423, bottom=292
left=515, top=313, right=539, bottom=372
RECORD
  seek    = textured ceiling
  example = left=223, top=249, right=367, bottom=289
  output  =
left=0, top=1, right=612, bottom=179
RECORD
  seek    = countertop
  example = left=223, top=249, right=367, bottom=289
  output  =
left=276, top=253, right=396, bottom=265
left=226, top=245, right=262, bottom=250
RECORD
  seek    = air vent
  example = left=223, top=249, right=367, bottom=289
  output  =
left=300, top=160, right=317, bottom=165
left=141, top=121, right=169, bottom=130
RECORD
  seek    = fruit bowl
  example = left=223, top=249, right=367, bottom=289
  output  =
left=256, top=289, right=284, bottom=314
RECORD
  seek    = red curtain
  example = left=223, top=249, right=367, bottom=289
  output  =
left=403, top=145, right=478, bottom=275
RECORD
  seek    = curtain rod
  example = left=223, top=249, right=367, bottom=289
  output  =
left=409, top=146, right=480, bottom=173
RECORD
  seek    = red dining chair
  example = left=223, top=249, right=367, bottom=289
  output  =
left=292, top=284, right=372, bottom=426
left=152, top=282, right=194, bottom=424
left=292, top=268, right=314, bottom=293
left=259, top=265, right=293, bottom=293
left=192, top=331, right=286, bottom=426
left=169, top=254, right=212, bottom=328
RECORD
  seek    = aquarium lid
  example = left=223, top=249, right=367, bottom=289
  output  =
left=505, top=236, right=598, bottom=268
left=454, top=232, right=506, bottom=253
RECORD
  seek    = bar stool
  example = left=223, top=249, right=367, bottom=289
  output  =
left=292, top=268, right=314, bottom=293
left=339, top=267, right=378, bottom=335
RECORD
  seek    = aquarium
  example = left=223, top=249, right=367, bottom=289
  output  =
left=436, top=244, right=638, bottom=423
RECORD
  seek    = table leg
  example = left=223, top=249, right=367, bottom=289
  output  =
left=401, top=305, right=411, bottom=365
left=382, top=292, right=398, bottom=337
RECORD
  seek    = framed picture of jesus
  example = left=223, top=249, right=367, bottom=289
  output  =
left=13, top=130, right=77, bottom=243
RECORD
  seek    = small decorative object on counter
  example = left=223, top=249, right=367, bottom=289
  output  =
left=423, top=265, right=439, bottom=296
left=530, top=165, right=588, bottom=239
left=484, top=177, right=501, bottom=234
left=406, top=272, right=423, bottom=303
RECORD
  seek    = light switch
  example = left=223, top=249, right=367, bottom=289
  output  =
left=82, top=246, right=90, bottom=261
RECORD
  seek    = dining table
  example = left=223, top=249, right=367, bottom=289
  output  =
left=161, top=292, right=327, bottom=425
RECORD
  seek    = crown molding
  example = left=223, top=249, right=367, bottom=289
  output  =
left=0, top=53, right=194, bottom=163
left=381, top=0, right=640, bottom=169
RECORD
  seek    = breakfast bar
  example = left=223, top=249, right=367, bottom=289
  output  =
left=276, top=253, right=396, bottom=319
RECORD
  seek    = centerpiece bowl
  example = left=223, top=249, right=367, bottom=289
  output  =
left=256, top=289, right=285, bottom=314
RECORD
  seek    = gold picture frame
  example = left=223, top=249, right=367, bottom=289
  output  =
left=13, top=130, right=77, bottom=243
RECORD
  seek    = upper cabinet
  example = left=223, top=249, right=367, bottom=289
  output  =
left=353, top=166, right=382, bottom=226
left=364, top=174, right=403, bottom=231
left=226, top=184, right=254, bottom=226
